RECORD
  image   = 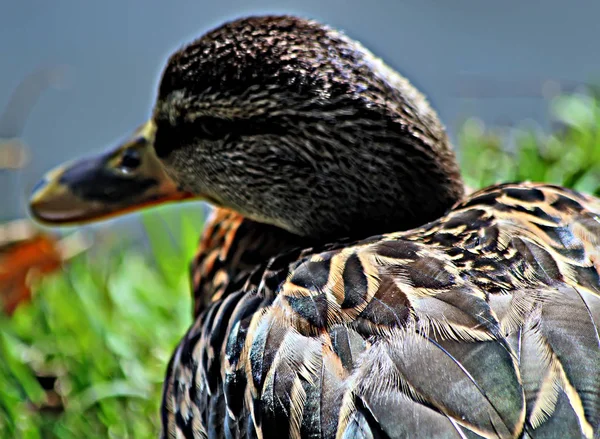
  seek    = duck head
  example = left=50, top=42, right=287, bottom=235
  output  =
left=30, top=15, right=464, bottom=241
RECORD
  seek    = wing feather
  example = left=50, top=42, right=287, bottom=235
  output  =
left=162, top=183, right=600, bottom=438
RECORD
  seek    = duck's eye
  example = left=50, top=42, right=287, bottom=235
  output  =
left=197, top=117, right=232, bottom=140
left=118, top=149, right=142, bottom=172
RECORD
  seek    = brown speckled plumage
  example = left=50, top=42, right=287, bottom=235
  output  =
left=151, top=16, right=600, bottom=439
left=29, top=14, right=600, bottom=439
left=166, top=182, right=600, bottom=439
left=152, top=15, right=463, bottom=241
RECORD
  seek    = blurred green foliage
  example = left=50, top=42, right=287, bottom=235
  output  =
left=1, top=91, right=600, bottom=438
left=0, top=206, right=203, bottom=438
left=459, top=91, right=600, bottom=195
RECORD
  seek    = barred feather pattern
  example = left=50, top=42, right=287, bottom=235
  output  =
left=161, top=182, right=600, bottom=439
left=188, top=208, right=308, bottom=315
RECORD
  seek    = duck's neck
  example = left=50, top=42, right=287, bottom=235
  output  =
left=190, top=207, right=309, bottom=315
left=191, top=176, right=466, bottom=314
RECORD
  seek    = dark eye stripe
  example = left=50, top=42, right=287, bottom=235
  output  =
left=194, top=116, right=234, bottom=140
left=153, top=115, right=290, bottom=158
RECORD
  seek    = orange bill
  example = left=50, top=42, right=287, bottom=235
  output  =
left=29, top=121, right=195, bottom=225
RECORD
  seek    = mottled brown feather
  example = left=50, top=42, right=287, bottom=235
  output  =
left=163, top=183, right=600, bottom=438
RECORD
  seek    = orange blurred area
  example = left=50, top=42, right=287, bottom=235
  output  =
left=0, top=220, right=89, bottom=315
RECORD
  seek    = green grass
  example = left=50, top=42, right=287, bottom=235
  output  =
left=0, top=206, right=203, bottom=438
left=1, top=91, right=600, bottom=438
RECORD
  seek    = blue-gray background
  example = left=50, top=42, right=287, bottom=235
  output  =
left=1, top=0, right=599, bottom=220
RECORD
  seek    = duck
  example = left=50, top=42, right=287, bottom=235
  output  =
left=28, top=15, right=600, bottom=439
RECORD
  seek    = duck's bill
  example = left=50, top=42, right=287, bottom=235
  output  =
left=29, top=121, right=195, bottom=225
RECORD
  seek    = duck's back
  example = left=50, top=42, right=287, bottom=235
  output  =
left=162, top=182, right=600, bottom=439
